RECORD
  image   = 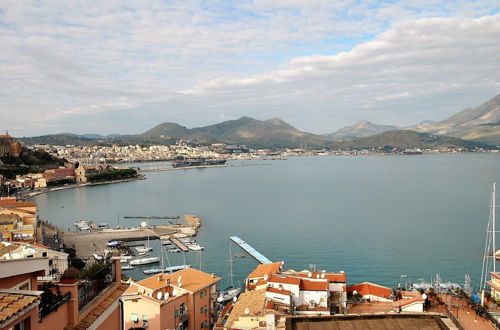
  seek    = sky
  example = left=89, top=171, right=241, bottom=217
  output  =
left=1, top=1, right=499, bottom=137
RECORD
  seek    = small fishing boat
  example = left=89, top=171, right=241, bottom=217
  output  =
left=135, top=246, right=153, bottom=253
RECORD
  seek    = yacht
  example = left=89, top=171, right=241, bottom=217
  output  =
left=130, top=257, right=160, bottom=266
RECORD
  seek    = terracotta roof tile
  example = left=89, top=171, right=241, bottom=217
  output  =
left=268, top=275, right=300, bottom=286
left=0, top=292, right=40, bottom=326
left=246, top=262, right=282, bottom=279
left=266, top=287, right=292, bottom=295
left=299, top=279, right=329, bottom=291
left=137, top=268, right=220, bottom=293
left=347, top=282, right=392, bottom=299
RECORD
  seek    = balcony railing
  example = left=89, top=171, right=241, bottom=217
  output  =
left=78, top=262, right=114, bottom=311
left=39, top=292, right=71, bottom=321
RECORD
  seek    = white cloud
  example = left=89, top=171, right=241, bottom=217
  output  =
left=0, top=1, right=498, bottom=135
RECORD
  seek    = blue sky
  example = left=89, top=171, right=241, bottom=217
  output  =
left=1, top=1, right=499, bottom=136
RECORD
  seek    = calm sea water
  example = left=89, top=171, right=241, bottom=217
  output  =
left=32, top=154, right=500, bottom=289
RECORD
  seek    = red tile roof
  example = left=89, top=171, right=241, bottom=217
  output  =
left=266, top=287, right=292, bottom=296
left=300, top=279, right=329, bottom=291
left=0, top=292, right=39, bottom=325
left=246, top=262, right=282, bottom=279
left=401, top=291, right=422, bottom=299
left=268, top=275, right=300, bottom=286
left=347, top=282, right=392, bottom=299
left=393, top=297, right=424, bottom=308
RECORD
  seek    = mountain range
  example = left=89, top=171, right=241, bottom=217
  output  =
left=16, top=94, right=500, bottom=150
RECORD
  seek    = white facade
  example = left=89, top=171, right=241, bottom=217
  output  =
left=265, top=290, right=291, bottom=305
left=299, top=290, right=328, bottom=308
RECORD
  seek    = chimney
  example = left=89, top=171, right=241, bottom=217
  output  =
left=158, top=274, right=163, bottom=281
left=211, top=273, right=215, bottom=278
left=167, top=278, right=171, bottom=285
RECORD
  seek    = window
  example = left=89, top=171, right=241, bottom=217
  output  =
left=131, top=313, right=139, bottom=323
left=200, top=306, right=204, bottom=313
left=204, top=305, right=208, bottom=314
left=12, top=279, right=30, bottom=291
left=201, top=322, right=204, bottom=328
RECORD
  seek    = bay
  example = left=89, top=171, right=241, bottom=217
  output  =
left=32, top=154, right=500, bottom=289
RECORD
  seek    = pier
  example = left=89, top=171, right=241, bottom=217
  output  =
left=229, top=236, right=272, bottom=264
left=123, top=215, right=180, bottom=219
left=170, top=238, right=190, bottom=252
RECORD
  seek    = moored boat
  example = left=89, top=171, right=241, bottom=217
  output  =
left=130, top=257, right=160, bottom=266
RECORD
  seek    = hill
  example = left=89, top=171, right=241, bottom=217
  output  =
left=329, top=120, right=399, bottom=139
left=411, top=94, right=500, bottom=144
left=141, top=116, right=333, bottom=148
left=330, top=130, right=492, bottom=151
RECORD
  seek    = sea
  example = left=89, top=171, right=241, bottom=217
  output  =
left=32, top=153, right=500, bottom=289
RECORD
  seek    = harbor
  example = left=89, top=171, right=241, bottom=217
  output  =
left=40, top=214, right=203, bottom=259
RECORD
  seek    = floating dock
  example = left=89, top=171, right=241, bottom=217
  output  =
left=170, top=238, right=189, bottom=252
left=229, top=236, right=272, bottom=264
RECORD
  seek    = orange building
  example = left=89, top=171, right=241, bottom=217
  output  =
left=0, top=132, right=22, bottom=157
left=0, top=244, right=126, bottom=330
left=0, top=200, right=38, bottom=243
left=122, top=268, right=221, bottom=330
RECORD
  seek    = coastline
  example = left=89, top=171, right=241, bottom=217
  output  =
left=23, top=174, right=146, bottom=200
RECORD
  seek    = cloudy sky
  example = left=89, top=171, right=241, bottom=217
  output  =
left=1, top=1, right=499, bottom=136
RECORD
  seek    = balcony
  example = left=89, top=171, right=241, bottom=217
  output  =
left=78, top=262, right=114, bottom=311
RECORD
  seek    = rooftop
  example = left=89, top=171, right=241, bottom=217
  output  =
left=224, top=289, right=267, bottom=328
left=393, top=297, right=425, bottom=308
left=247, top=262, right=282, bottom=279
left=268, top=275, right=301, bottom=286
left=347, top=282, right=392, bottom=299
left=299, top=279, right=329, bottom=291
left=137, top=268, right=221, bottom=293
left=0, top=290, right=40, bottom=327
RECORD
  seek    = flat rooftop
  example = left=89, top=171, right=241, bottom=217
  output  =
left=287, top=314, right=449, bottom=330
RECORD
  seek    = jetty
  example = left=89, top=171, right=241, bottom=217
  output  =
left=229, top=236, right=272, bottom=264
left=170, top=238, right=190, bottom=252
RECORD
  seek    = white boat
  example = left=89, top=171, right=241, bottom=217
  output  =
left=162, top=240, right=172, bottom=246
left=130, top=257, right=160, bottom=266
left=217, top=287, right=242, bottom=303
left=187, top=243, right=204, bottom=251
left=135, top=246, right=153, bottom=253
left=98, top=223, right=109, bottom=229
left=121, top=263, right=135, bottom=270
left=143, top=264, right=191, bottom=275
left=107, top=240, right=123, bottom=247
left=217, top=244, right=241, bottom=303
left=119, top=254, right=133, bottom=262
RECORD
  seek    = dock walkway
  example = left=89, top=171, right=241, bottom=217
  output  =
left=229, top=236, right=272, bottom=264
left=170, top=238, right=189, bottom=252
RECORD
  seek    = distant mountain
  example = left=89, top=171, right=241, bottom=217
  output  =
left=330, top=130, right=492, bottom=151
left=411, top=94, right=500, bottom=144
left=142, top=116, right=333, bottom=148
left=329, top=120, right=399, bottom=139
left=19, top=134, right=100, bottom=146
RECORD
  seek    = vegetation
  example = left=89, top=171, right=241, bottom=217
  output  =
left=63, top=246, right=86, bottom=270
left=87, top=168, right=137, bottom=182
left=61, top=267, right=80, bottom=279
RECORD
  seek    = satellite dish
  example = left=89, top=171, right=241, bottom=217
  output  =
left=264, top=274, right=269, bottom=281
left=321, top=274, right=325, bottom=279
left=233, top=296, right=238, bottom=302
left=172, top=289, right=177, bottom=297
left=244, top=308, right=250, bottom=315
left=164, top=292, right=169, bottom=300
left=353, top=290, right=358, bottom=295
left=140, top=221, right=147, bottom=227
left=422, top=293, right=428, bottom=300
left=307, top=272, right=312, bottom=278
left=156, top=291, right=163, bottom=300
left=316, top=274, right=320, bottom=279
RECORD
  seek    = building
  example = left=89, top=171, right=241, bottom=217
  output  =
left=215, top=289, right=286, bottom=329
left=393, top=297, right=425, bottom=312
left=347, top=282, right=393, bottom=302
left=245, top=262, right=283, bottom=290
left=121, top=268, right=221, bottom=330
left=0, top=200, right=38, bottom=243
left=0, top=246, right=126, bottom=330
left=0, top=132, right=22, bottom=157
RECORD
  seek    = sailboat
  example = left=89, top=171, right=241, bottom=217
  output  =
left=135, top=222, right=153, bottom=253
left=480, top=182, right=497, bottom=305
left=143, top=245, right=190, bottom=275
left=217, top=244, right=241, bottom=303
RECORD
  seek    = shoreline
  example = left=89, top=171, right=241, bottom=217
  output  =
left=23, top=174, right=146, bottom=200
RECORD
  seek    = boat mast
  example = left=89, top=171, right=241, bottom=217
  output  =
left=494, top=182, right=497, bottom=274
left=229, top=243, right=234, bottom=288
